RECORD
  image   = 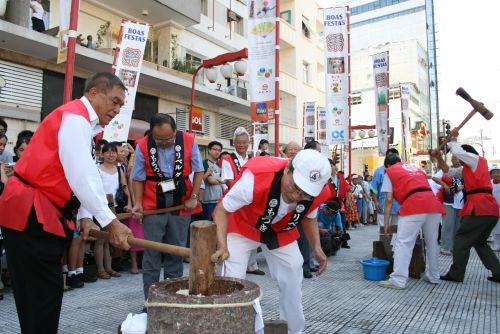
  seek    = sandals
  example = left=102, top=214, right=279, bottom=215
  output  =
left=97, top=271, right=111, bottom=279
left=106, top=270, right=121, bottom=277
left=130, top=268, right=140, bottom=275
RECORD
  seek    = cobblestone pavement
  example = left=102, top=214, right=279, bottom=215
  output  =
left=0, top=225, right=498, bottom=333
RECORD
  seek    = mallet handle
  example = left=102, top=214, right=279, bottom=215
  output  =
left=116, top=204, right=186, bottom=220
left=89, top=229, right=190, bottom=257
left=437, top=108, right=476, bottom=151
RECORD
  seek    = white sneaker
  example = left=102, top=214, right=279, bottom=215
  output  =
left=421, top=275, right=439, bottom=285
left=378, top=279, right=405, bottom=290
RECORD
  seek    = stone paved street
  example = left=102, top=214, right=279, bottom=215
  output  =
left=0, top=225, right=498, bottom=333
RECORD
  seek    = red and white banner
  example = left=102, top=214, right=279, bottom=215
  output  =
left=323, top=7, right=349, bottom=146
left=317, top=107, right=330, bottom=157
left=303, top=102, right=316, bottom=145
left=399, top=83, right=410, bottom=162
left=104, top=20, right=150, bottom=142
left=247, top=0, right=276, bottom=122
left=373, top=51, right=389, bottom=156
left=191, top=107, right=204, bottom=134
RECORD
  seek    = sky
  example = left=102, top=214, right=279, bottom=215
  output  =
left=317, top=0, right=500, bottom=160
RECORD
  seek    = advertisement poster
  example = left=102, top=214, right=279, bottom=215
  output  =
left=317, top=107, right=330, bottom=157
left=303, top=102, right=316, bottom=145
left=104, top=20, right=150, bottom=142
left=252, top=121, right=269, bottom=155
left=400, top=83, right=410, bottom=162
left=56, top=0, right=71, bottom=64
left=323, top=7, right=349, bottom=145
left=191, top=107, right=204, bottom=134
left=247, top=0, right=276, bottom=121
left=373, top=51, right=389, bottom=156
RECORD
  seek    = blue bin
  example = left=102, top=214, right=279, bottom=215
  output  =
left=360, top=257, right=390, bottom=281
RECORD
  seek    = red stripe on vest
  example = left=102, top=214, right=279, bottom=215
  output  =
left=385, top=162, right=444, bottom=216
left=0, top=99, right=91, bottom=237
left=226, top=157, right=332, bottom=248
left=461, top=157, right=499, bottom=217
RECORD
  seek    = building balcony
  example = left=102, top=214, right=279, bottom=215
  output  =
left=279, top=19, right=297, bottom=50
left=0, top=20, right=249, bottom=114
left=279, top=71, right=298, bottom=96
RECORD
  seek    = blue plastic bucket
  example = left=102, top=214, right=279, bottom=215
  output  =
left=360, top=257, right=390, bottom=281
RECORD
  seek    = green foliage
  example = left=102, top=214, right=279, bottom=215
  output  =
left=170, top=34, right=196, bottom=74
left=96, top=21, right=111, bottom=48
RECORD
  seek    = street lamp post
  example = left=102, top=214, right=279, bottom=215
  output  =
left=189, top=48, right=248, bottom=133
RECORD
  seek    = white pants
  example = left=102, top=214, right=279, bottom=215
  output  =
left=390, top=213, right=441, bottom=288
left=247, top=250, right=259, bottom=271
left=223, top=233, right=305, bottom=334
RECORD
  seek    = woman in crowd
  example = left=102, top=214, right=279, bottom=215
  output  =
left=95, top=143, right=131, bottom=278
left=257, top=139, right=270, bottom=156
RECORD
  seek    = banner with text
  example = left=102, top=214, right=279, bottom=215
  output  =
left=191, top=107, right=204, bottom=134
left=247, top=0, right=276, bottom=121
left=104, top=20, right=150, bottom=142
left=373, top=51, right=389, bottom=156
left=317, top=107, right=330, bottom=157
left=56, top=0, right=71, bottom=64
left=399, top=83, right=410, bottom=162
left=303, top=102, right=316, bottom=145
left=323, top=7, right=349, bottom=145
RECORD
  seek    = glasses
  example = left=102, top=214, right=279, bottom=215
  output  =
left=210, top=147, right=222, bottom=152
left=154, top=137, right=175, bottom=145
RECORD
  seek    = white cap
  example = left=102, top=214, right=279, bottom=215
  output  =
left=292, top=149, right=331, bottom=197
left=351, top=174, right=361, bottom=179
left=490, top=165, right=500, bottom=172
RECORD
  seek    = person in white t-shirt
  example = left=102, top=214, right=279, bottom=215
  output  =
left=30, top=0, right=45, bottom=32
left=490, top=166, right=500, bottom=251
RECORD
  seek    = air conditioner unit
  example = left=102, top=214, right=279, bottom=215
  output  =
left=236, top=86, right=247, bottom=100
left=227, top=10, right=238, bottom=22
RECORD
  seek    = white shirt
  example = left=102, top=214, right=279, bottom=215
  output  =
left=447, top=141, right=479, bottom=172
left=58, top=97, right=116, bottom=227
left=31, top=1, right=44, bottom=19
left=222, top=169, right=318, bottom=223
left=429, top=169, right=443, bottom=195
left=221, top=152, right=249, bottom=181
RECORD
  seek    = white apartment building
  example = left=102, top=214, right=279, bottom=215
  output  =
left=0, top=0, right=328, bottom=156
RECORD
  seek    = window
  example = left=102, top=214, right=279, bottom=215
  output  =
left=185, top=53, right=202, bottom=69
left=302, top=62, right=310, bottom=84
left=201, top=0, right=208, bottom=16
left=302, top=21, right=311, bottom=39
left=350, top=92, right=362, bottom=105
left=143, top=40, right=158, bottom=64
left=388, top=86, right=401, bottom=100
left=280, top=10, right=292, bottom=24
left=228, top=10, right=244, bottom=36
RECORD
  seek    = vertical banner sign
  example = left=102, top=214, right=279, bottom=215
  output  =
left=323, top=7, right=349, bottom=146
left=303, top=102, right=316, bottom=145
left=191, top=107, right=204, bottom=134
left=56, top=0, right=71, bottom=64
left=104, top=21, right=150, bottom=142
left=400, top=83, right=410, bottom=163
left=342, top=143, right=349, bottom=174
left=373, top=51, right=389, bottom=156
left=253, top=122, right=269, bottom=155
left=317, top=107, right=329, bottom=157
left=247, top=0, right=276, bottom=121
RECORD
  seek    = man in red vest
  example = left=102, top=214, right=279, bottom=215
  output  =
left=213, top=149, right=332, bottom=333
left=432, top=129, right=500, bottom=283
left=378, top=154, right=444, bottom=289
left=131, top=113, right=204, bottom=299
left=221, top=126, right=265, bottom=275
left=0, top=72, right=133, bottom=334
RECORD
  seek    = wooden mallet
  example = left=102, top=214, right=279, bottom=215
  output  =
left=438, top=87, right=494, bottom=150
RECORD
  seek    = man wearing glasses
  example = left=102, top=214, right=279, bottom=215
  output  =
left=213, top=149, right=332, bottom=334
left=131, top=113, right=204, bottom=300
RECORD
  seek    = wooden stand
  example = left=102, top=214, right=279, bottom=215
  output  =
left=188, top=220, right=217, bottom=296
left=372, top=225, right=425, bottom=278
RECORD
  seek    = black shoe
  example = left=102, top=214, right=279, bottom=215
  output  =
left=487, top=276, right=500, bottom=283
left=79, top=272, right=97, bottom=283
left=66, top=274, right=84, bottom=288
left=141, top=307, right=147, bottom=314
left=341, top=244, right=351, bottom=249
left=440, top=274, right=462, bottom=282
left=310, top=267, right=318, bottom=273
left=303, top=271, right=313, bottom=279
left=246, top=269, right=265, bottom=276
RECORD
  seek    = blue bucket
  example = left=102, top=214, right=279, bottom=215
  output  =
left=360, top=257, right=390, bottom=281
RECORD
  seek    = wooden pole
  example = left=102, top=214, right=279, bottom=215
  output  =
left=188, top=220, right=217, bottom=296
left=116, top=204, right=185, bottom=220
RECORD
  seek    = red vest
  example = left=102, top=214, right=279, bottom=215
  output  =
left=226, top=157, right=332, bottom=248
left=0, top=100, right=90, bottom=237
left=461, top=157, right=499, bottom=217
left=385, top=162, right=444, bottom=216
left=137, top=132, right=201, bottom=215
left=327, top=172, right=350, bottom=213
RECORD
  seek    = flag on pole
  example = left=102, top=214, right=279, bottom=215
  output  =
left=372, top=51, right=389, bottom=156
